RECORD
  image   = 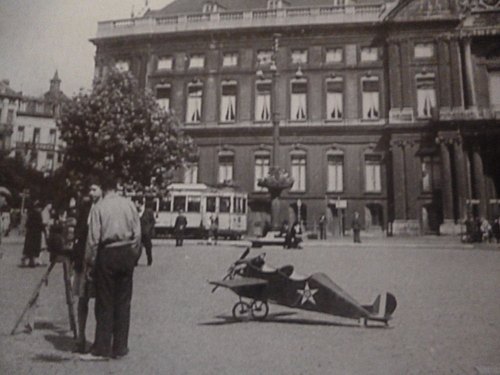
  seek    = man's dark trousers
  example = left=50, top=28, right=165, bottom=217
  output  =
left=92, top=244, right=136, bottom=358
left=141, top=234, right=153, bottom=265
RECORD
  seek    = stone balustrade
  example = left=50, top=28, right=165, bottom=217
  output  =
left=94, top=4, right=388, bottom=40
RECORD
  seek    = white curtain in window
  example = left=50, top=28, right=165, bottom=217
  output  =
left=291, top=156, right=306, bottom=191
left=291, top=93, right=307, bottom=120
left=254, top=155, right=270, bottom=190
left=417, top=88, right=436, bottom=118
left=256, top=92, right=271, bottom=121
left=362, top=92, right=379, bottom=119
left=218, top=164, right=233, bottom=183
left=328, top=161, right=343, bottom=191
left=365, top=163, right=381, bottom=192
left=186, top=86, right=202, bottom=122
left=327, top=92, right=343, bottom=120
left=183, top=164, right=198, bottom=184
left=221, top=95, right=236, bottom=121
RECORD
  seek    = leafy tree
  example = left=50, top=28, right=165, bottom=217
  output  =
left=57, top=68, right=197, bottom=192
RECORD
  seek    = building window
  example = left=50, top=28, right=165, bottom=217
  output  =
left=487, top=70, right=500, bottom=110
left=326, top=77, right=344, bottom=120
left=189, top=54, right=205, bottom=69
left=257, top=50, right=273, bottom=66
left=290, top=79, right=307, bottom=121
left=365, top=154, right=382, bottom=192
left=115, top=60, right=129, bottom=72
left=360, top=47, right=378, bottom=62
left=223, top=52, right=238, bottom=67
left=254, top=151, right=270, bottom=191
left=17, top=126, right=25, bottom=142
left=416, top=73, right=436, bottom=118
left=18, top=101, right=27, bottom=112
left=421, top=156, right=441, bottom=192
left=255, top=80, right=272, bottom=121
left=290, top=151, right=306, bottom=192
left=361, top=76, right=380, bottom=120
left=291, top=49, right=308, bottom=65
left=218, top=152, right=234, bottom=183
left=45, top=153, right=54, bottom=171
left=220, top=80, right=237, bottom=122
left=183, top=163, right=198, bottom=184
left=156, top=84, right=171, bottom=111
left=158, top=56, right=173, bottom=70
left=36, top=102, right=44, bottom=114
left=49, top=128, right=57, bottom=144
left=325, top=48, right=343, bottom=63
left=32, top=128, right=41, bottom=144
left=186, top=82, right=203, bottom=123
left=6, top=109, right=14, bottom=124
left=414, top=43, right=435, bottom=59
left=327, top=151, right=344, bottom=192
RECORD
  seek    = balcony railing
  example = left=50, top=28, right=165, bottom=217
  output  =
left=94, top=4, right=388, bottom=40
left=15, top=142, right=56, bottom=152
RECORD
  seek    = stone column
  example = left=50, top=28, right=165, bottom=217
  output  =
left=472, top=146, right=487, bottom=218
left=390, top=139, right=420, bottom=235
left=453, top=137, right=469, bottom=220
left=462, top=37, right=477, bottom=109
left=438, top=137, right=456, bottom=234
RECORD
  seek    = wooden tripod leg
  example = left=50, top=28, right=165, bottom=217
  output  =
left=62, top=259, right=78, bottom=339
left=10, top=261, right=56, bottom=335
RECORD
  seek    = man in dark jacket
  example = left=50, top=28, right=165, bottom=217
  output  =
left=174, top=209, right=187, bottom=246
left=351, top=211, right=362, bottom=243
left=135, top=198, right=156, bottom=266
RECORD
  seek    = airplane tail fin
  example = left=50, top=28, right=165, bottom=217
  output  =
left=362, top=292, right=397, bottom=318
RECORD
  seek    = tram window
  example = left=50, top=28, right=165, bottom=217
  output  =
left=242, top=198, right=246, bottom=213
left=173, top=196, right=186, bottom=212
left=160, top=198, right=171, bottom=211
left=206, top=196, right=216, bottom=213
left=187, top=196, right=201, bottom=212
left=234, top=197, right=246, bottom=213
left=220, top=197, right=231, bottom=213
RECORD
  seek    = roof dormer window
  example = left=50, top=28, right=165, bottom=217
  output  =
left=202, top=2, right=218, bottom=13
left=268, top=0, right=283, bottom=9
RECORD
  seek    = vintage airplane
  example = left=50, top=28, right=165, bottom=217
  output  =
left=209, top=249, right=397, bottom=326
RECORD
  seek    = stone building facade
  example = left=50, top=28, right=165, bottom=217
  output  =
left=91, top=0, right=500, bottom=236
left=8, top=72, right=67, bottom=174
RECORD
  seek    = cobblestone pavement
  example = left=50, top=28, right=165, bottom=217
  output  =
left=1, top=234, right=499, bottom=375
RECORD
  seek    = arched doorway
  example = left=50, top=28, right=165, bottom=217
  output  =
left=365, top=203, right=384, bottom=232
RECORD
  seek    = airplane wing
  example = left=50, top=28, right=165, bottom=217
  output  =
left=209, top=277, right=269, bottom=301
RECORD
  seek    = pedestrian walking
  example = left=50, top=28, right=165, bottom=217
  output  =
left=351, top=211, right=362, bottom=243
left=72, top=181, right=102, bottom=353
left=319, top=214, right=327, bottom=240
left=80, top=174, right=141, bottom=361
left=174, top=209, right=187, bottom=246
left=135, top=198, right=155, bottom=266
left=208, top=214, right=218, bottom=245
left=492, top=217, right=500, bottom=243
left=21, top=200, right=45, bottom=267
left=0, top=187, right=10, bottom=252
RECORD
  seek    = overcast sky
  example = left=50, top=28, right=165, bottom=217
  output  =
left=0, top=0, right=173, bottom=98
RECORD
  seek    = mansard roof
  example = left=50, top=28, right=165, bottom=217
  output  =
left=147, top=0, right=385, bottom=16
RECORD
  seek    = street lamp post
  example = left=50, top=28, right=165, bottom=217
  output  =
left=257, top=34, right=294, bottom=230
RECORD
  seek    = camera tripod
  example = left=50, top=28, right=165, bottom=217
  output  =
left=11, top=255, right=77, bottom=338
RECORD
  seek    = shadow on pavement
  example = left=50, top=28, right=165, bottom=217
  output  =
left=44, top=333, right=75, bottom=352
left=199, top=311, right=385, bottom=328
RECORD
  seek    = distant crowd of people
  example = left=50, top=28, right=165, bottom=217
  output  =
left=463, top=216, right=500, bottom=243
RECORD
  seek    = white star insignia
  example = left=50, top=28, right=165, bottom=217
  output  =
left=297, top=282, right=318, bottom=305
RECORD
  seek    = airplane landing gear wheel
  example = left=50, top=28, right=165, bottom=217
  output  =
left=232, top=301, right=251, bottom=321
left=251, top=300, right=269, bottom=320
